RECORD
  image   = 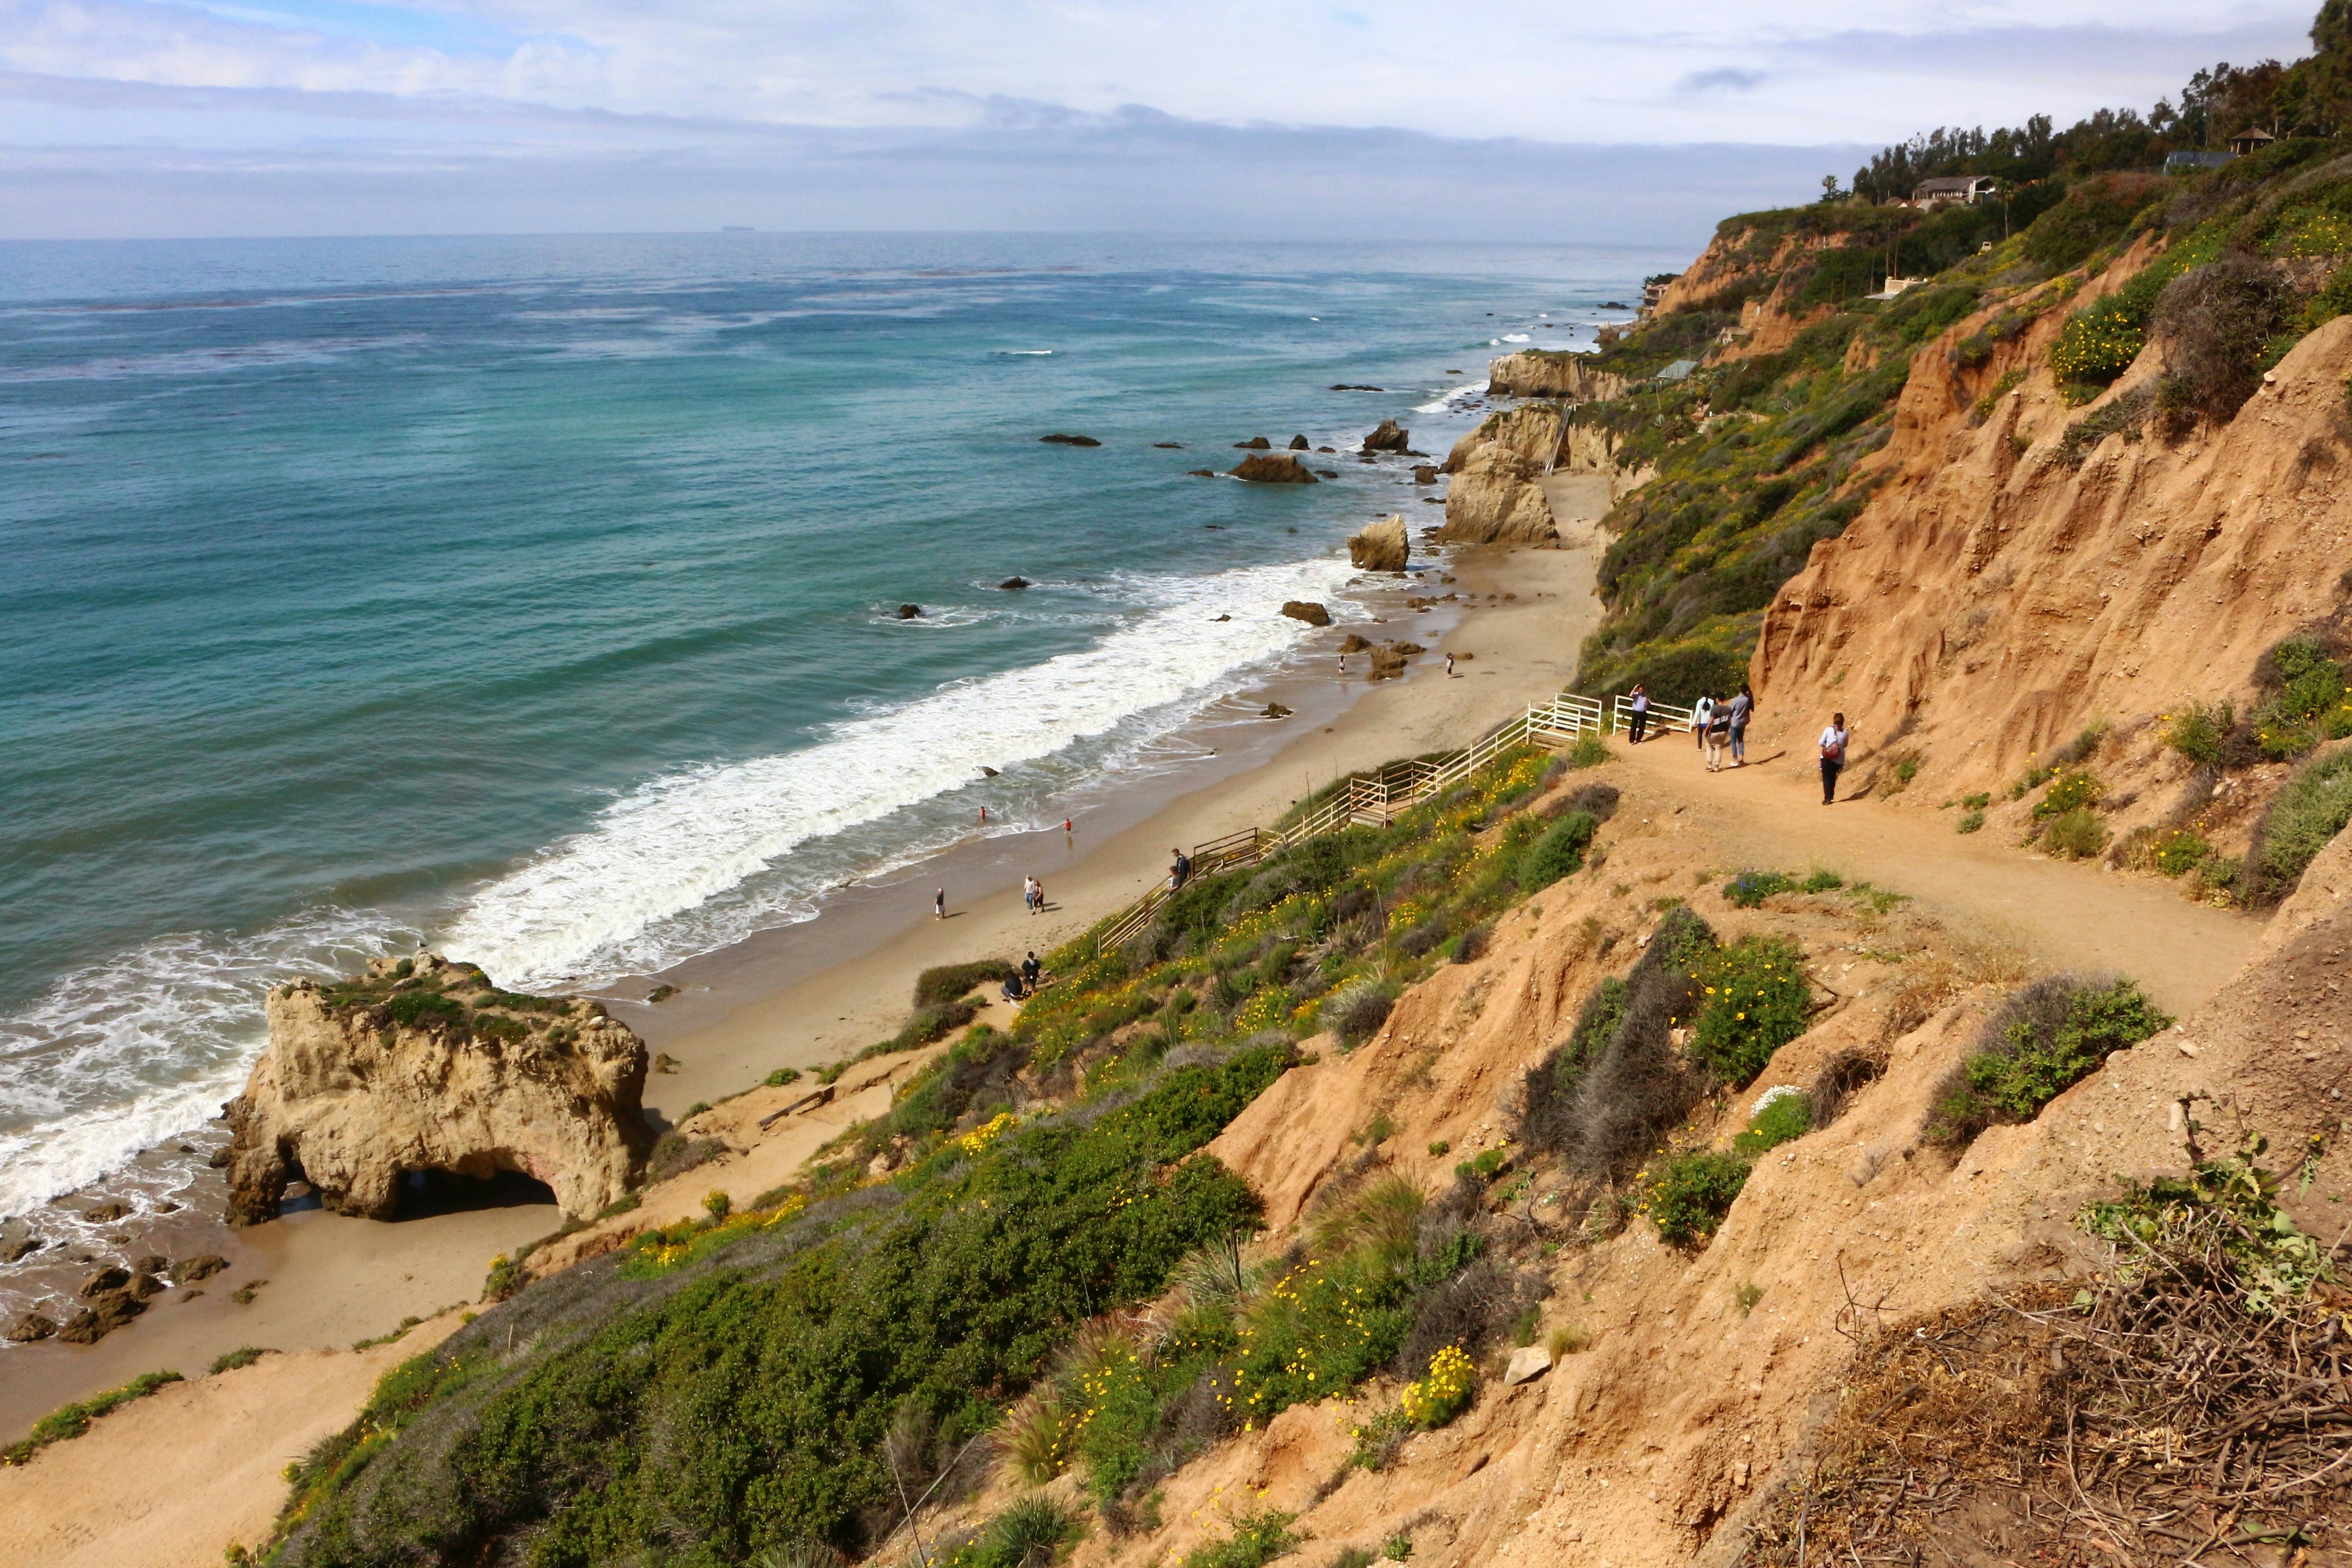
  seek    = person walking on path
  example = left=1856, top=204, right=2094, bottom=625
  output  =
left=1627, top=683, right=1649, bottom=744
left=1725, top=685, right=1754, bottom=767
left=1690, top=693, right=1716, bottom=758
left=934, top=888, right=946, bottom=920
left=1021, top=951, right=1042, bottom=992
left=1704, top=702, right=1731, bottom=772
left=1169, top=847, right=1192, bottom=891
left=1444, top=651, right=1456, bottom=677
left=1023, top=875, right=1042, bottom=914
left=1818, top=713, right=1851, bottom=804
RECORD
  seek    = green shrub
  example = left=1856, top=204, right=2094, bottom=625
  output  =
left=2162, top=701, right=2232, bottom=766
left=1925, top=977, right=2171, bottom=1146
left=1517, top=811, right=1598, bottom=892
left=384, top=989, right=464, bottom=1031
left=1960, top=793, right=1991, bottom=811
left=1689, top=936, right=1811, bottom=1087
left=1721, top=869, right=1797, bottom=908
left=1182, top=1511, right=1298, bottom=1568
left=1382, top=1534, right=1414, bottom=1563
left=949, top=1496, right=1085, bottom=1568
left=1452, top=1147, right=1508, bottom=1184
left=2040, top=807, right=2108, bottom=860
left=1731, top=1090, right=1812, bottom=1156
left=1799, top=869, right=1844, bottom=893
left=3, top=1371, right=183, bottom=1465
left=1956, top=810, right=1986, bottom=835
left=209, top=1346, right=269, bottom=1374
left=915, top=961, right=1016, bottom=1007
left=2149, top=828, right=2212, bottom=877
left=2032, top=771, right=2104, bottom=818
left=2242, top=745, right=2352, bottom=902
left=763, top=1066, right=801, bottom=1088
left=2049, top=295, right=2145, bottom=387
left=1346, top=1407, right=1411, bottom=1472
left=1643, top=1152, right=1750, bottom=1247
left=1567, top=731, right=1609, bottom=769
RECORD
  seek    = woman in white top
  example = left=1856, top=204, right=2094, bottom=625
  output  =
left=1690, top=693, right=1715, bottom=755
left=1818, top=713, right=1850, bottom=805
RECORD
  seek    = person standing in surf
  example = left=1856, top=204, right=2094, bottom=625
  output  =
left=934, top=888, right=946, bottom=920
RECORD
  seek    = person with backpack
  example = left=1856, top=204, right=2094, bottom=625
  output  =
left=1690, top=693, right=1715, bottom=758
left=1818, top=712, right=1850, bottom=804
left=1704, top=701, right=1732, bottom=772
left=1724, top=684, right=1755, bottom=767
left=1626, top=683, right=1650, bottom=744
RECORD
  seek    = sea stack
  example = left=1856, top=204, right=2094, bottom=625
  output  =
left=1347, top=515, right=1410, bottom=571
left=1230, top=453, right=1318, bottom=484
left=221, top=952, right=653, bottom=1226
left=1362, top=419, right=1410, bottom=452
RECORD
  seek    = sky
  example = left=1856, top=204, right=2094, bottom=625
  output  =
left=0, top=0, right=2323, bottom=240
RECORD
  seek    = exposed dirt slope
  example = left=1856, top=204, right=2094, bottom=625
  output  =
left=1755, top=288, right=2352, bottom=824
left=887, top=755, right=2349, bottom=1568
left=0, top=1312, right=464, bottom=1568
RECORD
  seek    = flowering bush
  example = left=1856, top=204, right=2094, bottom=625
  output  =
left=2050, top=296, right=2144, bottom=386
left=959, top=1110, right=1020, bottom=1156
left=1399, top=1345, right=1475, bottom=1429
left=1688, top=935, right=1810, bottom=1086
left=1642, top=1150, right=1751, bottom=1246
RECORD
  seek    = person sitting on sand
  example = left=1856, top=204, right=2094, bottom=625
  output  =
left=1002, top=972, right=1025, bottom=1003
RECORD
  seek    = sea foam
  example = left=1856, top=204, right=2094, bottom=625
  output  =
left=446, top=554, right=1358, bottom=990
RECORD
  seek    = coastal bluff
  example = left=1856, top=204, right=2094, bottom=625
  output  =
left=222, top=952, right=651, bottom=1226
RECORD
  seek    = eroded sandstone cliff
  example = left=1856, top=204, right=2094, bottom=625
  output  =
left=223, top=952, right=651, bottom=1225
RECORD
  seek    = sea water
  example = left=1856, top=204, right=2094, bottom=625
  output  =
left=0, top=233, right=1667, bottom=1227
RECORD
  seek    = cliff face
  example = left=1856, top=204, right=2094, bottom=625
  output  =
left=1438, top=406, right=1561, bottom=545
left=1485, top=351, right=1627, bottom=401
left=223, top=952, right=651, bottom=1225
left=1755, top=292, right=2352, bottom=803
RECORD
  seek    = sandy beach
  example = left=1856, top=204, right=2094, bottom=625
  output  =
left=0, top=538, right=1603, bottom=1441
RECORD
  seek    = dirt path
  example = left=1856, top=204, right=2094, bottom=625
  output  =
left=1605, top=729, right=2259, bottom=1017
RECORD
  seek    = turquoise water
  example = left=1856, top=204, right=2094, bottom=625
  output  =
left=0, top=233, right=1665, bottom=1218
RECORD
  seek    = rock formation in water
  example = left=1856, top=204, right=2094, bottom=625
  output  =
left=1280, top=600, right=1332, bottom=626
left=1346, top=515, right=1409, bottom=571
left=222, top=952, right=651, bottom=1227
left=1362, top=419, right=1410, bottom=452
left=1230, top=453, right=1318, bottom=484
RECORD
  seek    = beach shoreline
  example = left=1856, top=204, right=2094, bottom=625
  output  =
left=0, top=539, right=1603, bottom=1440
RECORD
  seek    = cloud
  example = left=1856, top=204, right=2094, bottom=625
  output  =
left=1678, top=68, right=1767, bottom=93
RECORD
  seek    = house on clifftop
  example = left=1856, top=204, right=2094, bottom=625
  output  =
left=1911, top=174, right=1998, bottom=206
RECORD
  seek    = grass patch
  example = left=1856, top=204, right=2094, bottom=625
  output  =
left=209, top=1346, right=270, bottom=1374
left=1181, top=1511, right=1298, bottom=1568
left=2, top=1371, right=183, bottom=1466
left=1732, top=1089, right=1812, bottom=1157
left=2241, top=743, right=2352, bottom=903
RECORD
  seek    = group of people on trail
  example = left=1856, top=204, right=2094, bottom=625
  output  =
left=1623, top=682, right=1853, bottom=804
left=1688, top=686, right=1755, bottom=772
left=1168, top=847, right=1192, bottom=891
left=1002, top=950, right=1044, bottom=1002
left=1023, top=875, right=1047, bottom=915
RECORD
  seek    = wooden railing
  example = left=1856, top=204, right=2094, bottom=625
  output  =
left=1097, top=691, right=1606, bottom=952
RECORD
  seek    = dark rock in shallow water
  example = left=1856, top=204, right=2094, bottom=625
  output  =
left=999, top=577, right=1029, bottom=590
left=1153, top=442, right=1183, bottom=449
left=1187, top=468, right=1217, bottom=478
left=80, top=1265, right=131, bottom=1298
left=1234, top=436, right=1272, bottom=450
left=1413, top=464, right=1439, bottom=484
left=1339, top=634, right=1371, bottom=653
left=4, top=1236, right=43, bottom=1263
left=1279, top=601, right=1331, bottom=626
left=1329, top=383, right=1385, bottom=391
left=1230, top=454, right=1317, bottom=484
left=1288, top=434, right=1309, bottom=450
left=7, top=1312, right=58, bottom=1343
left=1362, top=419, right=1410, bottom=453
left=84, top=1200, right=130, bottom=1223
left=130, top=1271, right=166, bottom=1300
left=1262, top=702, right=1293, bottom=718
left=1038, top=433, right=1101, bottom=446
left=1317, top=469, right=1339, bottom=478
left=173, top=1254, right=228, bottom=1284
left=897, top=604, right=922, bottom=619
left=58, top=1290, right=145, bottom=1343
left=135, top=1254, right=167, bottom=1275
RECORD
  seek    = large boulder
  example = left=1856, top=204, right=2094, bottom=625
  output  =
left=1230, top=453, right=1318, bottom=484
left=1347, top=516, right=1410, bottom=572
left=1280, top=601, right=1331, bottom=626
left=222, top=952, right=652, bottom=1227
left=1362, top=419, right=1410, bottom=452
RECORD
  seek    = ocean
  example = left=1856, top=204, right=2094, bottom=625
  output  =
left=0, top=232, right=1667, bottom=1230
